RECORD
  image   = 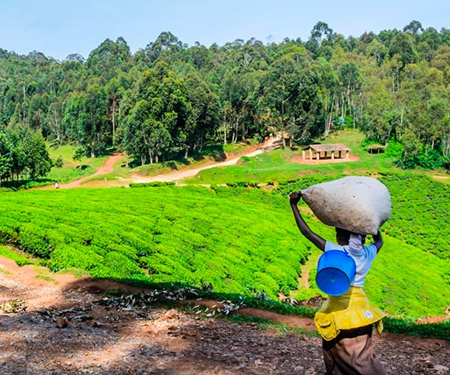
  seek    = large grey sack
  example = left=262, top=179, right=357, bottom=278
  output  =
left=301, top=176, right=391, bottom=235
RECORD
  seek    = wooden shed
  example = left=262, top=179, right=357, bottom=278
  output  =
left=367, top=144, right=386, bottom=154
left=302, top=144, right=350, bottom=161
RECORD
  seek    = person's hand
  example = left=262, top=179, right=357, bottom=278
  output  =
left=289, top=191, right=302, bottom=205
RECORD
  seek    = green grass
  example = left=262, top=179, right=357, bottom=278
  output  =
left=275, top=173, right=450, bottom=318
left=383, top=317, right=450, bottom=340
left=381, top=174, right=450, bottom=259
left=55, top=267, right=90, bottom=278
left=80, top=174, right=120, bottom=184
left=46, top=143, right=110, bottom=184
left=0, top=131, right=447, bottom=339
left=44, top=139, right=264, bottom=185
left=185, top=130, right=398, bottom=185
left=34, top=274, right=58, bottom=284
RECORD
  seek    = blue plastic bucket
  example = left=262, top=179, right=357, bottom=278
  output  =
left=316, top=250, right=356, bottom=296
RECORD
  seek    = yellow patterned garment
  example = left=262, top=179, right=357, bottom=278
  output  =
left=314, top=287, right=385, bottom=341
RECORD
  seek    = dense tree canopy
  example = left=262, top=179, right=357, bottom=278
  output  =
left=1, top=21, right=450, bottom=177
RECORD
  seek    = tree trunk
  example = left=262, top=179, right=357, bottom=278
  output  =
left=324, top=95, right=333, bottom=136
left=112, top=99, right=116, bottom=145
left=231, top=116, right=238, bottom=143
left=222, top=112, right=228, bottom=145
left=325, top=112, right=333, bottom=136
left=281, top=122, right=286, bottom=149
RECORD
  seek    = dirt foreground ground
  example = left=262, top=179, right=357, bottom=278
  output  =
left=1, top=257, right=449, bottom=375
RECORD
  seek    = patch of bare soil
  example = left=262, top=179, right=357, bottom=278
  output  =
left=61, top=154, right=124, bottom=189
left=1, top=257, right=449, bottom=375
left=291, top=154, right=360, bottom=165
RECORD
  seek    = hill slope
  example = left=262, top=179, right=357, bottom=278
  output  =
left=1, top=185, right=449, bottom=319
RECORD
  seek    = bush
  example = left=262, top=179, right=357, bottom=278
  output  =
left=396, top=149, right=449, bottom=170
left=130, top=181, right=176, bottom=188
left=18, top=225, right=53, bottom=258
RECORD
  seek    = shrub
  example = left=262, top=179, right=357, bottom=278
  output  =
left=130, top=181, right=176, bottom=188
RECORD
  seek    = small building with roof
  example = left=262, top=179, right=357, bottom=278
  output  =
left=367, top=144, right=386, bottom=154
left=302, top=144, right=350, bottom=161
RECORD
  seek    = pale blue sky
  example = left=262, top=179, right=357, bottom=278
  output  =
left=1, top=0, right=449, bottom=61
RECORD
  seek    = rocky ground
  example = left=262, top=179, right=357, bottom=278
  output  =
left=1, top=257, right=449, bottom=375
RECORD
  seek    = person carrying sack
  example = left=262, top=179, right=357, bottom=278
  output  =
left=290, top=191, right=386, bottom=375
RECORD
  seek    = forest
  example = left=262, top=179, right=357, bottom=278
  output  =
left=1, top=20, right=450, bottom=183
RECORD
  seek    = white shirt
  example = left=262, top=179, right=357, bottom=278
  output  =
left=324, top=241, right=378, bottom=287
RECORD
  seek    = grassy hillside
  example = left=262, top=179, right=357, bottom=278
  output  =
left=0, top=183, right=449, bottom=319
left=186, top=130, right=397, bottom=185
left=46, top=144, right=110, bottom=183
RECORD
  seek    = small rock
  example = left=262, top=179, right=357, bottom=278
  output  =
left=56, top=316, right=69, bottom=328
left=162, top=309, right=179, bottom=320
left=434, top=365, right=449, bottom=372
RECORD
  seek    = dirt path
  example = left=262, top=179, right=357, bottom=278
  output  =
left=56, top=137, right=281, bottom=189
left=52, top=137, right=363, bottom=189
left=1, top=256, right=449, bottom=375
left=130, top=136, right=281, bottom=184
left=60, top=153, right=124, bottom=189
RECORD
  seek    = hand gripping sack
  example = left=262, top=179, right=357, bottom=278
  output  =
left=301, top=176, right=391, bottom=235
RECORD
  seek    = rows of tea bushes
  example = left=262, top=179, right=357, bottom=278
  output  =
left=365, top=234, right=450, bottom=317
left=1, top=182, right=449, bottom=318
left=380, top=174, right=450, bottom=260
left=0, top=187, right=309, bottom=299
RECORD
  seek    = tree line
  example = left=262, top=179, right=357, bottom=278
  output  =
left=1, top=20, right=450, bottom=181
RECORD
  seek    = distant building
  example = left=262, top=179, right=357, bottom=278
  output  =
left=302, top=144, right=350, bottom=161
left=367, top=144, right=386, bottom=154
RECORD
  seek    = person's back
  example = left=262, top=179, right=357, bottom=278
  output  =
left=325, top=232, right=379, bottom=288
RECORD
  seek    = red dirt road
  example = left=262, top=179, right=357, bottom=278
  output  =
left=61, top=153, right=124, bottom=188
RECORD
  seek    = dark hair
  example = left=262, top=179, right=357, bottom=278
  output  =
left=335, top=228, right=368, bottom=246
left=335, top=227, right=351, bottom=246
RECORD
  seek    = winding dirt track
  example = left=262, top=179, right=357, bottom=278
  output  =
left=59, top=137, right=281, bottom=188
left=60, top=153, right=124, bottom=189
left=130, top=136, right=280, bottom=184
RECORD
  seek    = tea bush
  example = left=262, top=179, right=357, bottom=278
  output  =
left=0, top=187, right=308, bottom=300
left=1, top=178, right=449, bottom=319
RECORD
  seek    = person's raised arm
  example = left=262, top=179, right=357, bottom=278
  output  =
left=289, top=192, right=326, bottom=251
left=372, top=231, right=383, bottom=253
